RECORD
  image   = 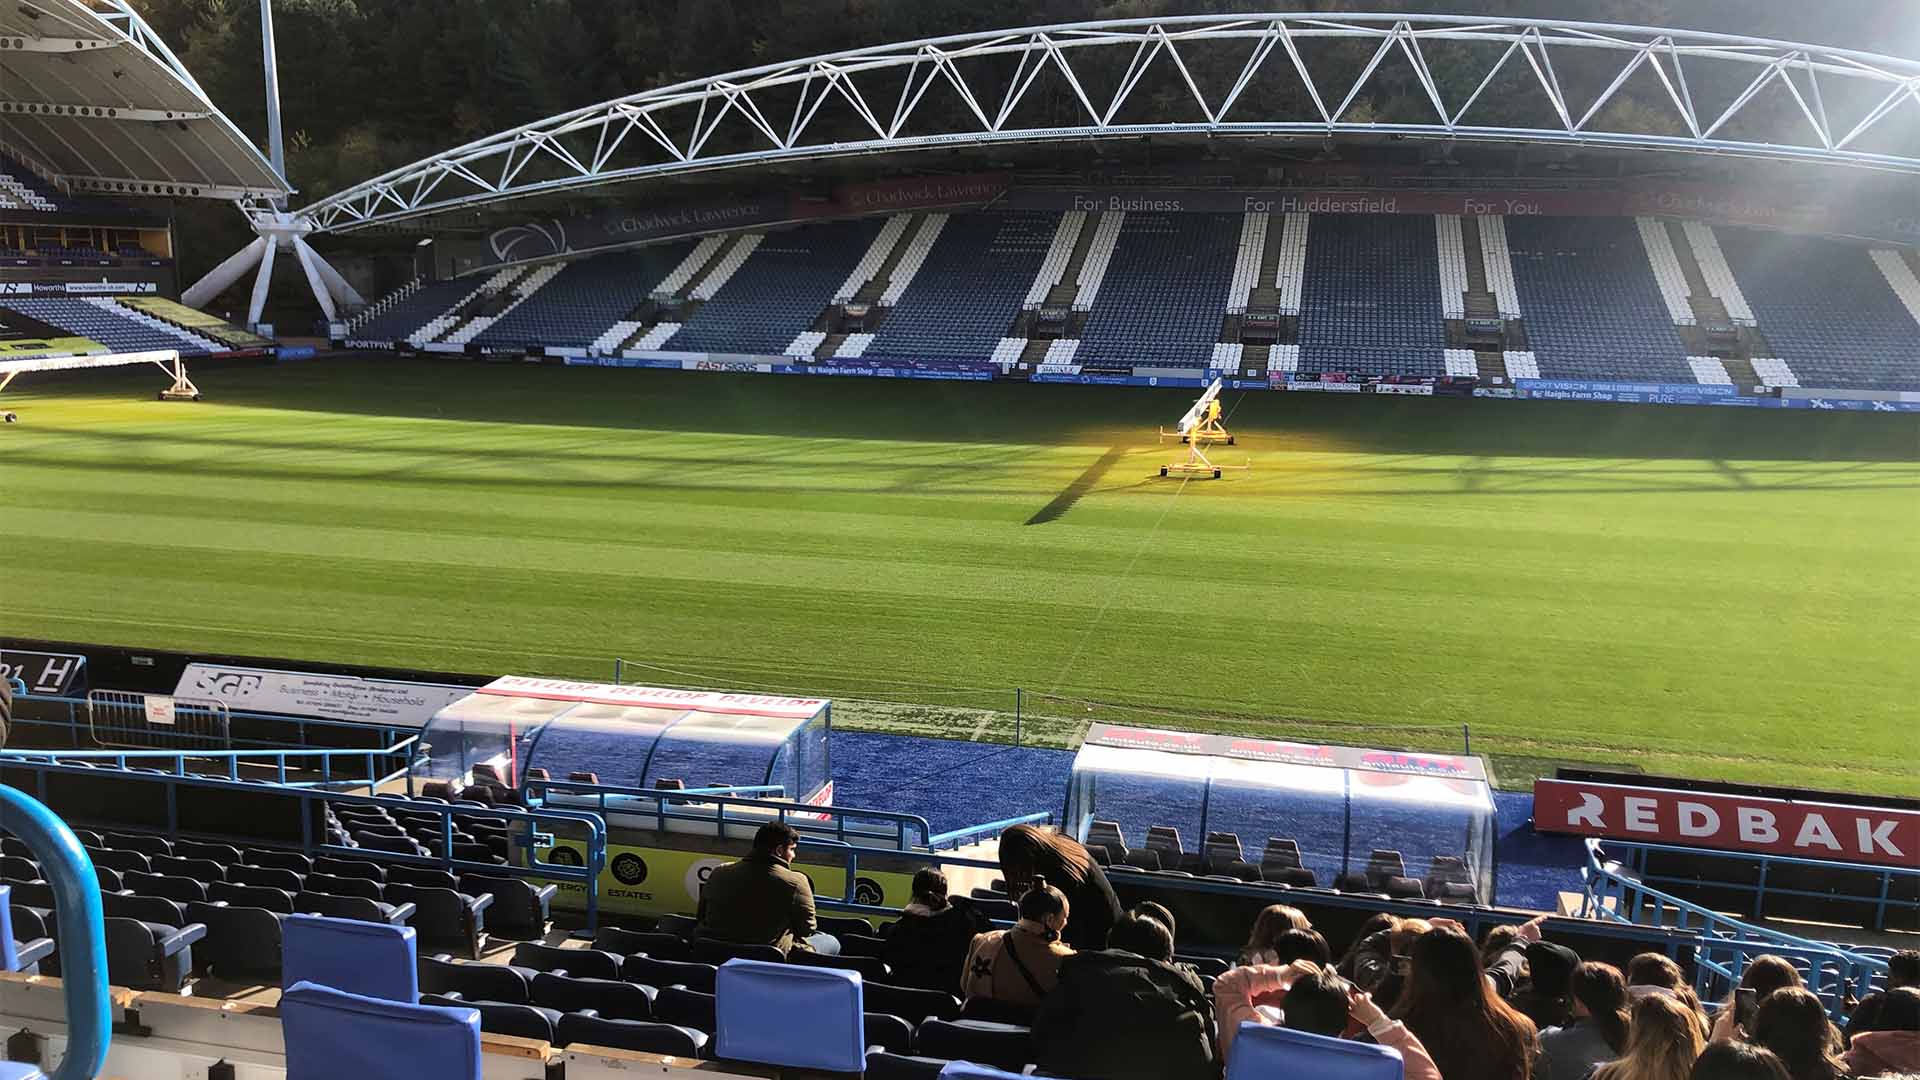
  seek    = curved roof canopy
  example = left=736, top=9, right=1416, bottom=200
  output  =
left=295, top=13, right=1920, bottom=235
left=0, top=0, right=287, bottom=202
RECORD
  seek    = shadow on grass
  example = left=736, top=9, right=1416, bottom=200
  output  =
left=1026, top=445, right=1128, bottom=525
left=18, top=355, right=1920, bottom=464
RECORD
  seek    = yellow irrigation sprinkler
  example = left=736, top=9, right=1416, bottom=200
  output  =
left=1158, top=378, right=1249, bottom=479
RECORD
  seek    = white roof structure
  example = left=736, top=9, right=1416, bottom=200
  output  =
left=0, top=0, right=286, bottom=201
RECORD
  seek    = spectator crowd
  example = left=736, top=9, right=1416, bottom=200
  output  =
left=697, top=822, right=1920, bottom=1080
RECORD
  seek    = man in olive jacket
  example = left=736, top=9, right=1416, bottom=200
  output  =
left=696, top=822, right=835, bottom=955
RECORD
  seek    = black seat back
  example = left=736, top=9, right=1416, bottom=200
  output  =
left=384, top=865, right=458, bottom=889
left=230, top=865, right=304, bottom=892
left=513, top=942, right=621, bottom=980
left=103, top=891, right=185, bottom=928
left=150, top=855, right=225, bottom=881
left=864, top=981, right=962, bottom=1023
left=530, top=971, right=654, bottom=1021
left=916, top=1019, right=1033, bottom=1073
left=623, top=955, right=717, bottom=994
left=691, top=937, right=784, bottom=966
left=183, top=901, right=282, bottom=981
left=555, top=1015, right=705, bottom=1056
left=295, top=891, right=389, bottom=923
left=598, top=928, right=690, bottom=960
left=124, top=872, right=208, bottom=904
left=86, top=847, right=149, bottom=874
left=207, top=881, right=294, bottom=914
left=306, top=872, right=383, bottom=900
left=420, top=955, right=529, bottom=1004
left=106, top=833, right=172, bottom=857
left=174, top=841, right=244, bottom=865
left=312, top=857, right=385, bottom=882
left=652, top=986, right=716, bottom=1033
left=242, top=849, right=312, bottom=873
left=471, top=1001, right=557, bottom=1043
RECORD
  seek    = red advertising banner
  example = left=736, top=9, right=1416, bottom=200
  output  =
left=1533, top=779, right=1920, bottom=869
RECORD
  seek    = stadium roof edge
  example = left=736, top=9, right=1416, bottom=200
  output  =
left=288, top=12, right=1920, bottom=235
left=0, top=0, right=288, bottom=201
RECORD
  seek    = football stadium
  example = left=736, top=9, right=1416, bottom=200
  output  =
left=0, top=4, right=1915, bottom=1080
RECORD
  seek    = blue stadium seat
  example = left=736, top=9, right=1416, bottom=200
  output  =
left=281, top=913, right=418, bottom=1002
left=280, top=981, right=480, bottom=1080
left=1298, top=214, right=1446, bottom=378
left=1506, top=217, right=1692, bottom=383
left=1717, top=227, right=1920, bottom=390
left=865, top=212, right=1057, bottom=361
left=1225, top=1023, right=1405, bottom=1080
left=714, top=958, right=866, bottom=1072
left=671, top=220, right=885, bottom=355
left=472, top=244, right=696, bottom=351
left=1079, top=213, right=1240, bottom=369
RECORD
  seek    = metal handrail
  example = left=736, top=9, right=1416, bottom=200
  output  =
left=0, top=786, right=111, bottom=1080
left=1580, top=839, right=1886, bottom=1018
left=16, top=691, right=423, bottom=754
left=929, top=811, right=1052, bottom=851
left=1, top=758, right=610, bottom=934
left=1600, top=836, right=1919, bottom=932
left=0, top=740, right=422, bottom=796
left=526, top=778, right=935, bottom=850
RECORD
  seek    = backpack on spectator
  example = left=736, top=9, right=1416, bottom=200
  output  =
left=1033, top=950, right=1221, bottom=1080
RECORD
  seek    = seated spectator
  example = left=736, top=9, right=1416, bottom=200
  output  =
left=1540, top=961, right=1632, bottom=1080
left=1394, top=925, right=1539, bottom=1080
left=1845, top=987, right=1920, bottom=1078
left=1481, top=924, right=1525, bottom=969
left=1749, top=987, right=1847, bottom=1080
left=1034, top=912, right=1218, bottom=1080
left=1337, top=911, right=1401, bottom=991
left=881, top=867, right=990, bottom=994
left=1482, top=916, right=1550, bottom=999
left=1512, top=940, right=1582, bottom=1031
left=1131, top=901, right=1178, bottom=945
left=1848, top=952, right=1920, bottom=1043
left=1692, top=1040, right=1792, bottom=1080
left=961, top=877, right=1071, bottom=1010
left=1592, top=992, right=1707, bottom=1080
left=1212, top=958, right=1439, bottom=1077
left=1241, top=904, right=1313, bottom=965
left=997, top=824, right=1124, bottom=952
left=1629, top=952, right=1710, bottom=1034
left=1713, top=956, right=1803, bottom=1042
left=696, top=822, right=837, bottom=955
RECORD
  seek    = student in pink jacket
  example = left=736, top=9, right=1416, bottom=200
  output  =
left=1214, top=959, right=1442, bottom=1080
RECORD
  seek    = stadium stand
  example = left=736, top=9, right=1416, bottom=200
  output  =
left=1077, top=213, right=1240, bottom=368
left=1298, top=214, right=1446, bottom=377
left=1505, top=217, right=1694, bottom=382
left=866, top=212, right=1056, bottom=360
left=667, top=219, right=883, bottom=355
left=0, top=297, right=220, bottom=356
left=1716, top=228, right=1920, bottom=390
left=475, top=244, right=695, bottom=351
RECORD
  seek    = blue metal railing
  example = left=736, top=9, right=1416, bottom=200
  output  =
left=0, top=758, right=610, bottom=934
left=1, top=741, right=420, bottom=796
left=526, top=778, right=935, bottom=850
left=0, top=786, right=111, bottom=1080
left=14, top=692, right=422, bottom=771
left=1606, top=837, right=1920, bottom=933
left=929, top=811, right=1052, bottom=851
left=1580, top=839, right=1886, bottom=1020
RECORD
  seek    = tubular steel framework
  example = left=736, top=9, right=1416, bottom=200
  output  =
left=288, top=14, right=1920, bottom=235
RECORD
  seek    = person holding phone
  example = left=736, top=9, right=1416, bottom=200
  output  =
left=1212, top=958, right=1441, bottom=1078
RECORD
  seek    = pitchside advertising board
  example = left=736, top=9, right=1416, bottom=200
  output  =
left=172, top=664, right=472, bottom=729
left=0, top=649, right=87, bottom=696
left=1533, top=779, right=1919, bottom=870
left=535, top=838, right=913, bottom=920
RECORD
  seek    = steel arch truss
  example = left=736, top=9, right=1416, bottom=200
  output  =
left=292, top=14, right=1920, bottom=233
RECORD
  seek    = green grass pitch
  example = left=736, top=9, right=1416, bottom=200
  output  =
left=3, top=357, right=1916, bottom=794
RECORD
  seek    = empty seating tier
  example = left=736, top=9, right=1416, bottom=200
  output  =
left=866, top=212, right=1057, bottom=361
left=473, top=244, right=693, bottom=350
left=1716, top=228, right=1920, bottom=390
left=1506, top=217, right=1692, bottom=383
left=1076, top=212, right=1241, bottom=369
left=1298, top=214, right=1445, bottom=377
left=669, top=220, right=884, bottom=355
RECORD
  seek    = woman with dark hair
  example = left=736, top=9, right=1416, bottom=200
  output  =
left=961, top=876, right=1073, bottom=1010
left=1592, top=993, right=1707, bottom=1080
left=1393, top=926, right=1538, bottom=1080
left=1337, top=912, right=1401, bottom=991
left=997, top=824, right=1123, bottom=952
left=1540, top=961, right=1633, bottom=1080
left=1712, top=956, right=1804, bottom=1041
left=1844, top=986, right=1920, bottom=1078
left=881, top=867, right=991, bottom=993
left=1691, top=1042, right=1791, bottom=1080
left=1241, top=904, right=1313, bottom=965
left=1749, top=987, right=1847, bottom=1080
